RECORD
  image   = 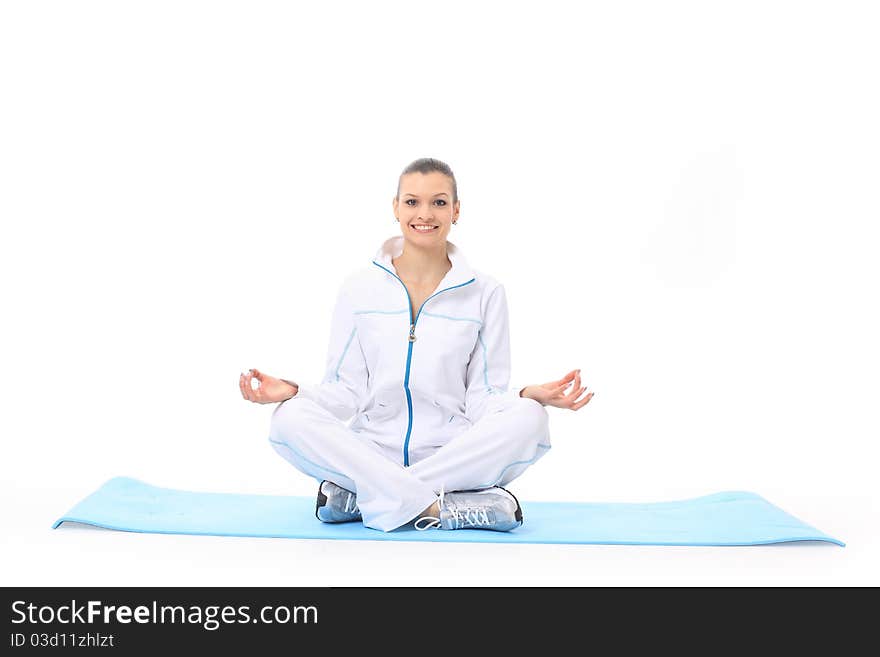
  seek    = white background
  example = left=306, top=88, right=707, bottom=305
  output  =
left=1, top=0, right=877, bottom=586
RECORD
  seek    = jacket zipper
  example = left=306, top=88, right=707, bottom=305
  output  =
left=372, top=262, right=475, bottom=466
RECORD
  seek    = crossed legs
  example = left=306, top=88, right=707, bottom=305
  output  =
left=268, top=394, right=551, bottom=532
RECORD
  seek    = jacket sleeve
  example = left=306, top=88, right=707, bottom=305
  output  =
left=464, top=283, right=523, bottom=423
left=281, top=283, right=368, bottom=422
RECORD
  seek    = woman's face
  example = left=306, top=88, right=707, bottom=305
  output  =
left=393, top=172, right=460, bottom=244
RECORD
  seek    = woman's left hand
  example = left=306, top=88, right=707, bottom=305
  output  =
left=524, top=369, right=594, bottom=410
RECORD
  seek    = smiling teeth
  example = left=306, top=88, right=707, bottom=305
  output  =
left=413, top=225, right=437, bottom=231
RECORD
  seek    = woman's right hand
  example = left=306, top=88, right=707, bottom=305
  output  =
left=239, top=368, right=298, bottom=404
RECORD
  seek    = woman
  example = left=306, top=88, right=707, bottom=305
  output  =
left=239, top=158, right=594, bottom=532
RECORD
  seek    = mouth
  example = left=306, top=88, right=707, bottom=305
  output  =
left=410, top=224, right=439, bottom=233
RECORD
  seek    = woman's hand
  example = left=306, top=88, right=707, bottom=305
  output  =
left=523, top=369, right=594, bottom=410
left=239, top=368, right=298, bottom=404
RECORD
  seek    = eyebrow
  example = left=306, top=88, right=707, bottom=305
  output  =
left=402, top=192, right=449, bottom=198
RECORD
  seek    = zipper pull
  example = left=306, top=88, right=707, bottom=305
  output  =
left=409, top=323, right=417, bottom=342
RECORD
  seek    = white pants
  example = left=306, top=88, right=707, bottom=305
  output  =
left=268, top=394, right=552, bottom=532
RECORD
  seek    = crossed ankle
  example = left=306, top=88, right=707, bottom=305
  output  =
left=418, top=500, right=441, bottom=519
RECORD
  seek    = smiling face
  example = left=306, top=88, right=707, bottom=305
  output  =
left=393, top=171, right=460, bottom=243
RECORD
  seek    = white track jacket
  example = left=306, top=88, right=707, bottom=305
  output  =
left=285, top=234, right=521, bottom=467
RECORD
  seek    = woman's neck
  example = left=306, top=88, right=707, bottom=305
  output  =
left=392, top=240, right=452, bottom=285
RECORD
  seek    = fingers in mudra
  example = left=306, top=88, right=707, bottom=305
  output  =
left=558, top=370, right=593, bottom=409
left=240, top=369, right=264, bottom=403
left=550, top=370, right=578, bottom=396
left=240, top=368, right=293, bottom=404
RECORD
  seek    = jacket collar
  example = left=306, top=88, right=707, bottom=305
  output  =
left=372, top=234, right=476, bottom=289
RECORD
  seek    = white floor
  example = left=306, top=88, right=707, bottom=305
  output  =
left=3, top=481, right=875, bottom=587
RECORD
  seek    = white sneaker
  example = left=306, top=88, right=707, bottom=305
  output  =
left=414, top=486, right=523, bottom=531
left=315, top=480, right=361, bottom=523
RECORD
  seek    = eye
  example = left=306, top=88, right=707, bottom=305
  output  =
left=435, top=199, right=446, bottom=206
left=405, top=199, right=416, bottom=206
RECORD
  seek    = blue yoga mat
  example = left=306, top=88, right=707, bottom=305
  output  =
left=52, top=477, right=844, bottom=546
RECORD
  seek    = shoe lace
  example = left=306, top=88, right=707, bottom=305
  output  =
left=343, top=492, right=359, bottom=515
left=414, top=484, right=445, bottom=531
left=413, top=487, right=493, bottom=530
left=449, top=506, right=491, bottom=529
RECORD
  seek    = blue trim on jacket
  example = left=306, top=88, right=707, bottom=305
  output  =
left=371, top=261, right=476, bottom=466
